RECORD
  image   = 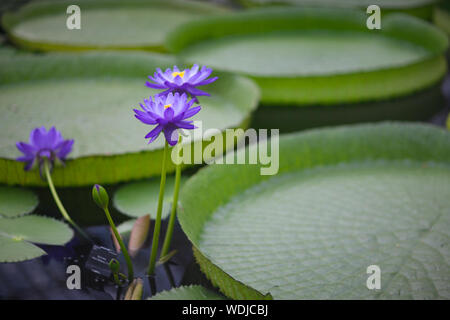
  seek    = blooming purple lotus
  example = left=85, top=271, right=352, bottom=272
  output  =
left=16, top=126, right=74, bottom=170
left=145, top=64, right=218, bottom=101
left=134, top=92, right=200, bottom=146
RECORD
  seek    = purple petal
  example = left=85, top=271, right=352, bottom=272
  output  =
left=196, top=76, right=218, bottom=86
left=23, top=158, right=36, bottom=171
left=163, top=81, right=180, bottom=89
left=16, top=142, right=35, bottom=156
left=145, top=81, right=167, bottom=89
left=195, top=67, right=213, bottom=82
left=47, top=127, right=58, bottom=148
left=16, top=155, right=34, bottom=162
left=164, top=107, right=174, bottom=121
left=187, top=87, right=210, bottom=97
left=174, top=120, right=195, bottom=130
left=163, top=127, right=178, bottom=146
left=30, top=128, right=42, bottom=148
left=134, top=109, right=158, bottom=125
left=57, top=140, right=74, bottom=159
left=183, top=106, right=201, bottom=119
left=145, top=124, right=163, bottom=144
left=173, top=76, right=184, bottom=86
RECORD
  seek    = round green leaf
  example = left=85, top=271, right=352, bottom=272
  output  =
left=149, top=285, right=225, bottom=300
left=114, top=176, right=187, bottom=219
left=2, top=0, right=229, bottom=52
left=238, top=0, right=437, bottom=19
left=0, top=215, right=73, bottom=245
left=0, top=51, right=259, bottom=186
left=251, top=83, right=445, bottom=132
left=434, top=3, right=450, bottom=36
left=0, top=215, right=74, bottom=262
left=179, top=122, right=450, bottom=299
left=0, top=186, right=38, bottom=218
left=117, top=219, right=136, bottom=237
left=168, top=7, right=448, bottom=105
left=0, top=236, right=46, bottom=263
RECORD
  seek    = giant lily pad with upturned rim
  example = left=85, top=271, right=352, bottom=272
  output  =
left=149, top=285, right=225, bottom=300
left=433, top=2, right=450, bottom=36
left=168, top=7, right=448, bottom=106
left=179, top=122, right=450, bottom=299
left=0, top=52, right=259, bottom=186
left=237, top=0, right=438, bottom=20
left=1, top=0, right=229, bottom=52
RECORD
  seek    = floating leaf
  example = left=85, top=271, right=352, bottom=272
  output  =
left=238, top=0, right=438, bottom=19
left=447, top=113, right=450, bottom=130
left=2, top=0, right=229, bottom=52
left=114, top=176, right=186, bottom=218
left=128, top=215, right=150, bottom=257
left=434, top=2, right=450, bottom=36
left=117, top=219, right=136, bottom=237
left=0, top=215, right=73, bottom=262
left=0, top=52, right=259, bottom=186
left=149, top=285, right=225, bottom=300
left=168, top=7, right=448, bottom=106
left=0, top=186, right=38, bottom=218
left=252, top=84, right=445, bottom=132
left=179, top=122, right=450, bottom=299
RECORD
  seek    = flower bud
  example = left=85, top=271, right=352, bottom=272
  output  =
left=92, top=184, right=109, bottom=210
left=109, top=258, right=120, bottom=274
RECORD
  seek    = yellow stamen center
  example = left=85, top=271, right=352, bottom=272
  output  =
left=172, top=71, right=185, bottom=78
left=164, top=104, right=172, bottom=109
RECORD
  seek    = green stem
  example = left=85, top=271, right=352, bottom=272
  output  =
left=147, top=140, right=169, bottom=275
left=43, top=160, right=90, bottom=241
left=104, top=206, right=134, bottom=282
left=160, top=137, right=182, bottom=259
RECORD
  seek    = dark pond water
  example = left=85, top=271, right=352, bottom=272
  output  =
left=0, top=220, right=203, bottom=299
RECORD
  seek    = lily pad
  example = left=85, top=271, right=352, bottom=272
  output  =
left=434, top=3, right=450, bottom=36
left=0, top=215, right=73, bottom=262
left=0, top=186, right=38, bottom=218
left=114, top=176, right=187, bottom=219
left=117, top=219, right=136, bottom=237
left=168, top=7, right=448, bottom=105
left=149, top=285, right=225, bottom=300
left=251, top=82, right=445, bottom=132
left=0, top=52, right=259, bottom=186
left=179, top=122, right=450, bottom=299
left=2, top=0, right=229, bottom=52
left=238, top=0, right=438, bottom=19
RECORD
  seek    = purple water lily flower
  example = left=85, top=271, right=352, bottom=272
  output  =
left=16, top=126, right=74, bottom=171
left=145, top=64, right=218, bottom=101
left=134, top=92, right=200, bottom=146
